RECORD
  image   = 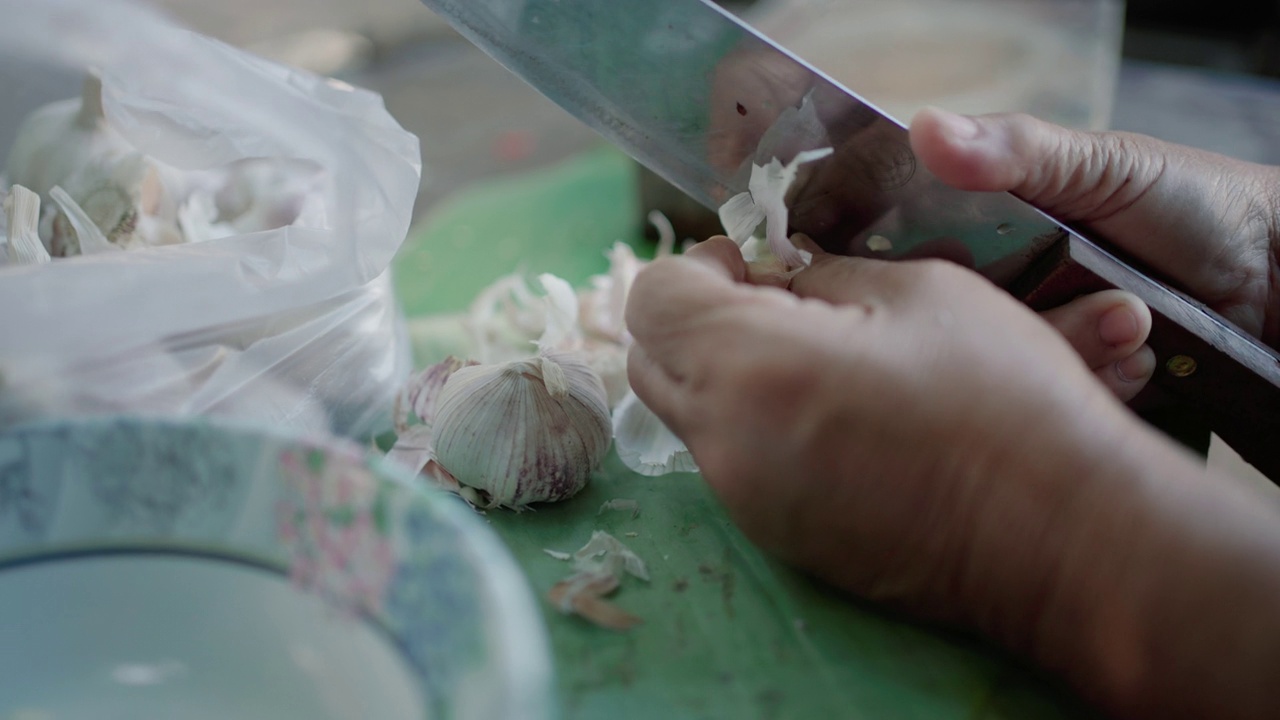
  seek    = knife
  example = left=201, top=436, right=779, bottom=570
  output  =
left=418, top=0, right=1280, bottom=481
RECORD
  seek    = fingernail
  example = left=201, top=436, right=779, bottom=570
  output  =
left=931, top=107, right=980, bottom=141
left=1098, top=306, right=1139, bottom=347
left=1116, top=348, right=1156, bottom=383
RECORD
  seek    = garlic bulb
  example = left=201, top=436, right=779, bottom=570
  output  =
left=432, top=353, right=612, bottom=508
left=6, top=72, right=133, bottom=197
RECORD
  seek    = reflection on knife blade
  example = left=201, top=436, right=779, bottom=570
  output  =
left=419, top=0, right=1066, bottom=281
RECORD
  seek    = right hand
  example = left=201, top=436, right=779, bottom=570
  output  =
left=910, top=107, right=1280, bottom=345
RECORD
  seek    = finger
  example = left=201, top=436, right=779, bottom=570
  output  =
left=1094, top=345, right=1157, bottom=402
left=787, top=254, right=895, bottom=306
left=896, top=237, right=975, bottom=268
left=626, top=344, right=695, bottom=437
left=626, top=236, right=757, bottom=379
left=908, top=107, right=1174, bottom=220
left=789, top=253, right=973, bottom=309
left=907, top=106, right=1265, bottom=307
left=1040, top=290, right=1152, bottom=370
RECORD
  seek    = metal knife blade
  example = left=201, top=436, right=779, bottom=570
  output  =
left=417, top=0, right=1064, bottom=279
left=420, top=0, right=1280, bottom=480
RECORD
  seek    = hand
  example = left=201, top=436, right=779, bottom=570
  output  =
left=1037, top=288, right=1153, bottom=402
left=628, top=237, right=1280, bottom=720
left=625, top=236, right=1150, bottom=629
left=707, top=54, right=1161, bottom=399
left=910, top=107, right=1280, bottom=345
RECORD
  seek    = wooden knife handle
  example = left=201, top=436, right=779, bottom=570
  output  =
left=1008, top=232, right=1280, bottom=483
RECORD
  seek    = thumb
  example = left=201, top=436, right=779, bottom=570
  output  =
left=908, top=107, right=1167, bottom=223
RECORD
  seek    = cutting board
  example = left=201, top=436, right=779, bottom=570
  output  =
left=391, top=146, right=1096, bottom=720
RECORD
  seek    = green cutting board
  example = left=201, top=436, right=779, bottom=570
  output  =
left=391, top=147, right=1096, bottom=720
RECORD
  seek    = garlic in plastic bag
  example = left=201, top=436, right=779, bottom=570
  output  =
left=5, top=72, right=134, bottom=197
left=0, top=0, right=421, bottom=438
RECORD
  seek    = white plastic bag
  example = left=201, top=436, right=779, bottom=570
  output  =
left=0, top=0, right=421, bottom=436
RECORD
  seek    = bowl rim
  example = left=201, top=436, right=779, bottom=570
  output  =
left=0, top=413, right=557, bottom=720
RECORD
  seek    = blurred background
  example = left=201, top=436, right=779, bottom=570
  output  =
left=142, top=0, right=1280, bottom=228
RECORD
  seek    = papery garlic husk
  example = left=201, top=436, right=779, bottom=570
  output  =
left=3, top=185, right=51, bottom=266
left=612, top=389, right=699, bottom=476
left=718, top=146, right=833, bottom=269
left=432, top=352, right=612, bottom=508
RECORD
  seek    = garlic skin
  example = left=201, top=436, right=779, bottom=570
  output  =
left=431, top=353, right=612, bottom=508
left=718, top=146, right=833, bottom=269
left=3, top=185, right=51, bottom=265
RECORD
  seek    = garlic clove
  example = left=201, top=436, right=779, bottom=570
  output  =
left=3, top=185, right=51, bottom=265
left=431, top=352, right=612, bottom=508
left=6, top=71, right=135, bottom=197
left=612, top=389, right=699, bottom=477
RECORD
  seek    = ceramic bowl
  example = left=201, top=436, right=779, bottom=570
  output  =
left=0, top=417, right=554, bottom=720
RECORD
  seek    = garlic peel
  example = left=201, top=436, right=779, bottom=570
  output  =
left=405, top=355, right=475, bottom=430
left=612, top=390, right=699, bottom=477
left=49, top=186, right=117, bottom=256
left=719, top=147, right=833, bottom=269
left=3, top=186, right=51, bottom=266
left=538, top=355, right=569, bottom=399
left=536, top=272, right=580, bottom=352
left=599, top=498, right=640, bottom=519
left=547, top=570, right=641, bottom=631
left=384, top=424, right=436, bottom=476
left=573, top=530, right=650, bottom=581
left=384, top=424, right=465, bottom=497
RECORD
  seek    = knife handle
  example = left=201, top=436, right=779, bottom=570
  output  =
left=1008, top=233, right=1280, bottom=483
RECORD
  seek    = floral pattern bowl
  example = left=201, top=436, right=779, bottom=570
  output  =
left=0, top=416, right=554, bottom=720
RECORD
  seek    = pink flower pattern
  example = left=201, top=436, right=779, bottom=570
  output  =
left=276, top=448, right=396, bottom=615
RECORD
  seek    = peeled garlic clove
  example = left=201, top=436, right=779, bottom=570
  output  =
left=3, top=185, right=51, bottom=265
left=431, top=352, right=612, bottom=508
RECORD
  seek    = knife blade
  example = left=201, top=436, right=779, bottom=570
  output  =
left=419, top=0, right=1280, bottom=480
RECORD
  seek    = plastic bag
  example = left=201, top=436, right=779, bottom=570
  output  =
left=0, top=0, right=422, bottom=437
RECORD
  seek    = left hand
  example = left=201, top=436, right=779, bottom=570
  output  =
left=1037, top=289, right=1153, bottom=401
left=625, top=236, right=1156, bottom=628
